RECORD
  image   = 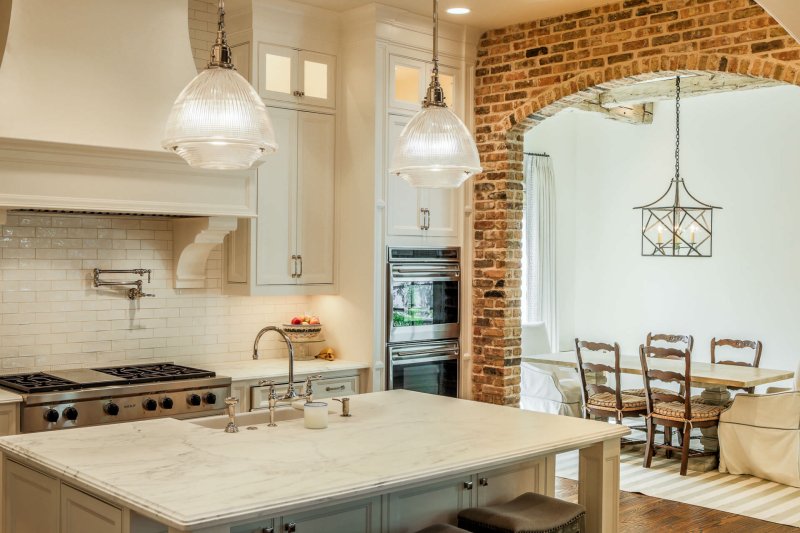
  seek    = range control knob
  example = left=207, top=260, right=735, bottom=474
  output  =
left=204, top=392, right=217, bottom=405
left=187, top=394, right=201, bottom=407
left=143, top=398, right=158, bottom=411
left=44, top=408, right=59, bottom=423
left=63, top=407, right=78, bottom=421
left=161, top=397, right=174, bottom=409
left=104, top=403, right=120, bottom=416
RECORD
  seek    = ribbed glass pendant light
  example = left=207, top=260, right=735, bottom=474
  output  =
left=162, top=0, right=277, bottom=170
left=388, top=0, right=481, bottom=188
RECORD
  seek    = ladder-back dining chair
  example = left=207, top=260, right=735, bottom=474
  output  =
left=575, top=339, right=647, bottom=445
left=710, top=337, right=763, bottom=394
left=639, top=345, right=722, bottom=475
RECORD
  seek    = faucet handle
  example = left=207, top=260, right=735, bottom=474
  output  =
left=258, top=380, right=278, bottom=400
left=303, top=374, right=323, bottom=399
left=332, top=397, right=352, bottom=417
left=224, top=397, right=239, bottom=433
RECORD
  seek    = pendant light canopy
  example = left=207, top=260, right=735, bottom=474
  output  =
left=162, top=1, right=277, bottom=170
left=388, top=0, right=481, bottom=188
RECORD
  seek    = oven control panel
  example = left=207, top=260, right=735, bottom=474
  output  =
left=21, top=384, right=230, bottom=433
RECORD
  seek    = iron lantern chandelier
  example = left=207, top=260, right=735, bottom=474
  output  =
left=162, top=0, right=277, bottom=170
left=388, top=0, right=482, bottom=189
left=635, top=76, right=720, bottom=257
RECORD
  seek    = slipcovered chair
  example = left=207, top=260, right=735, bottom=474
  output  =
left=520, top=323, right=581, bottom=417
left=718, top=391, right=800, bottom=487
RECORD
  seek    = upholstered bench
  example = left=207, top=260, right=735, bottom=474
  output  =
left=457, top=492, right=585, bottom=533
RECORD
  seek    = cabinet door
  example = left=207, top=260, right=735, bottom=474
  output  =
left=4, top=460, right=59, bottom=533
left=386, top=115, right=424, bottom=237
left=256, top=107, right=298, bottom=286
left=387, top=474, right=473, bottom=533
left=421, top=188, right=459, bottom=238
left=296, top=112, right=335, bottom=285
left=299, top=51, right=336, bottom=109
left=231, top=516, right=276, bottom=533
left=282, top=497, right=381, bottom=533
left=0, top=404, right=18, bottom=436
left=476, top=457, right=553, bottom=507
left=61, top=484, right=122, bottom=533
left=389, top=55, right=427, bottom=113
left=258, top=43, right=298, bottom=104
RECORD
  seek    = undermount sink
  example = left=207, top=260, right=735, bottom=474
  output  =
left=189, top=407, right=305, bottom=430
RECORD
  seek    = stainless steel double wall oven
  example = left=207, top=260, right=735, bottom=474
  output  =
left=386, top=247, right=460, bottom=397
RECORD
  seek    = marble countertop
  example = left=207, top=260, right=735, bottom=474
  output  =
left=202, top=358, right=370, bottom=382
left=0, top=389, right=21, bottom=404
left=0, top=390, right=627, bottom=531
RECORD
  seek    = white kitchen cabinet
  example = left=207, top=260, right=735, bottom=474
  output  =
left=0, top=404, right=18, bottom=437
left=4, top=460, right=60, bottom=533
left=61, top=484, right=123, bottom=533
left=224, top=107, right=335, bottom=295
left=282, top=497, right=381, bottom=533
left=386, top=474, right=473, bottom=533
left=250, top=374, right=361, bottom=411
left=258, top=43, right=336, bottom=109
left=386, top=115, right=460, bottom=240
left=476, top=458, right=553, bottom=506
left=388, top=54, right=459, bottom=116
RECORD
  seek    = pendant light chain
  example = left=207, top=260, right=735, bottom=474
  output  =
left=674, top=75, right=680, bottom=181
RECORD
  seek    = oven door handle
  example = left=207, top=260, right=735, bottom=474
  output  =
left=392, top=349, right=459, bottom=360
left=390, top=274, right=459, bottom=282
left=391, top=354, right=458, bottom=366
left=391, top=266, right=460, bottom=275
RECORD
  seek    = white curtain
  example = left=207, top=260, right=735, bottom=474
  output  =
left=523, top=154, right=558, bottom=353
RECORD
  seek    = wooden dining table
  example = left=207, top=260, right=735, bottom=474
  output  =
left=523, top=352, right=795, bottom=459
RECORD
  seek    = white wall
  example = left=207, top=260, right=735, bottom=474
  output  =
left=0, top=212, right=311, bottom=373
left=525, top=84, right=800, bottom=384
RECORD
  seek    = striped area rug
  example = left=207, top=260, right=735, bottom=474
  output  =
left=556, top=450, right=800, bottom=528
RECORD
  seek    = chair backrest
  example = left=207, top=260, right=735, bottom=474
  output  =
left=639, top=344, right=693, bottom=420
left=710, top=337, right=763, bottom=368
left=646, top=332, right=694, bottom=352
left=574, top=339, right=622, bottom=411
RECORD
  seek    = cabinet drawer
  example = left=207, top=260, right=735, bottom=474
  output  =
left=313, top=376, right=360, bottom=400
left=250, top=375, right=361, bottom=410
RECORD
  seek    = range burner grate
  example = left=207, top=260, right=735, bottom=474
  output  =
left=0, top=373, right=79, bottom=393
left=94, top=363, right=215, bottom=383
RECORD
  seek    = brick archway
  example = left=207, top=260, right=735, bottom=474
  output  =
left=471, top=0, right=800, bottom=406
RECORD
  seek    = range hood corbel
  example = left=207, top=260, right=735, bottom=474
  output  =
left=174, top=217, right=239, bottom=289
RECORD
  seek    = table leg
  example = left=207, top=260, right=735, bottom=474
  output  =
left=579, top=438, right=621, bottom=533
left=697, top=384, right=730, bottom=452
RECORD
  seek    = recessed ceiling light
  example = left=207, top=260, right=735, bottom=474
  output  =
left=446, top=7, right=471, bottom=15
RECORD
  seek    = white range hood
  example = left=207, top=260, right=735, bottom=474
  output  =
left=0, top=0, right=257, bottom=220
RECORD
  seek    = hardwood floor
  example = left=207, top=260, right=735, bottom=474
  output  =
left=555, top=477, right=797, bottom=532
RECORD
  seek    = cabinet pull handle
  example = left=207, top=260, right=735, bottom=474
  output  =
left=262, top=528, right=275, bottom=533
left=298, top=255, right=303, bottom=278
left=285, top=522, right=297, bottom=532
left=291, top=255, right=298, bottom=278
left=479, top=477, right=489, bottom=486
left=463, top=481, right=473, bottom=490
left=424, top=208, right=431, bottom=230
left=293, top=90, right=305, bottom=97
left=325, top=385, right=346, bottom=392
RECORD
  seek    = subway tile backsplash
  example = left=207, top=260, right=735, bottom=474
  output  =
left=0, top=212, right=310, bottom=373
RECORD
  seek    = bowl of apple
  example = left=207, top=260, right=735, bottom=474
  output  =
left=283, top=315, right=322, bottom=340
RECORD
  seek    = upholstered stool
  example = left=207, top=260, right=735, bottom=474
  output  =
left=457, top=492, right=585, bottom=533
left=415, top=524, right=471, bottom=533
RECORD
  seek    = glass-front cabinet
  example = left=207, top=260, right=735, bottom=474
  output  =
left=388, top=55, right=458, bottom=116
left=257, top=43, right=336, bottom=109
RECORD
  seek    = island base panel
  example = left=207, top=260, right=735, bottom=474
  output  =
left=579, top=438, right=621, bottom=533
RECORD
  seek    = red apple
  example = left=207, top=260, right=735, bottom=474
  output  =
left=291, top=317, right=302, bottom=325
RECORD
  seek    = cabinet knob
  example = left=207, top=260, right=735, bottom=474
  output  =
left=463, top=481, right=473, bottom=490
left=285, top=522, right=297, bottom=532
left=293, top=90, right=305, bottom=97
left=479, top=477, right=489, bottom=486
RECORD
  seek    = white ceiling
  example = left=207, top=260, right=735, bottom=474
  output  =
left=290, top=0, right=614, bottom=31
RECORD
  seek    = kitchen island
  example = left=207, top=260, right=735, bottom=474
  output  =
left=0, top=390, right=627, bottom=533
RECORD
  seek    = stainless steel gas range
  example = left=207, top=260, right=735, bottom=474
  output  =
left=0, top=363, right=231, bottom=433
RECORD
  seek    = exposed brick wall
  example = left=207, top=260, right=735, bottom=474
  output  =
left=471, top=0, right=800, bottom=406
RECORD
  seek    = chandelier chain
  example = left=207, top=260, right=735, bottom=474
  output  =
left=675, top=75, right=680, bottom=181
